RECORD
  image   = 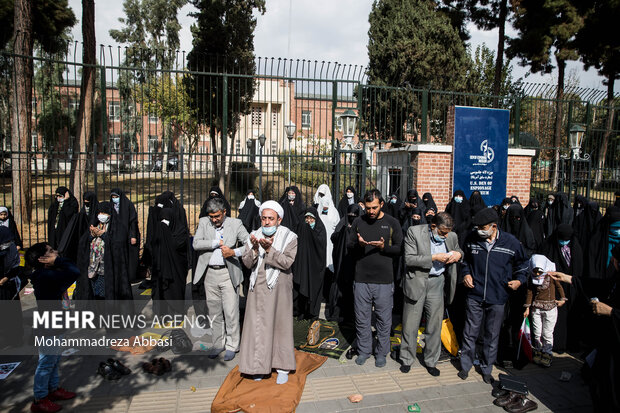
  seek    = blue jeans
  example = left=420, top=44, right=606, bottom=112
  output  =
left=34, top=338, right=62, bottom=400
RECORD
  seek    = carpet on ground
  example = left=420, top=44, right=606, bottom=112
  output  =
left=211, top=350, right=326, bottom=413
left=293, top=318, right=356, bottom=359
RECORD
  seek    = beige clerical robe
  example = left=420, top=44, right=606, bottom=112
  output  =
left=238, top=237, right=298, bottom=375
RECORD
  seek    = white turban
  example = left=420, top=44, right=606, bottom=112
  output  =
left=259, top=200, right=284, bottom=219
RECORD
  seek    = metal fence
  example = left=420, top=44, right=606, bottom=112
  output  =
left=1, top=43, right=619, bottom=247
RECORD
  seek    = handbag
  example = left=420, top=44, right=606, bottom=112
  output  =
left=301, top=320, right=335, bottom=349
left=170, top=329, right=193, bottom=354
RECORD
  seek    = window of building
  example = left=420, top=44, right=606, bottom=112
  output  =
left=235, top=140, right=241, bottom=154
left=148, top=135, right=159, bottom=153
left=148, top=113, right=158, bottom=123
left=271, top=140, right=277, bottom=154
left=110, top=135, right=121, bottom=152
left=108, top=101, right=120, bottom=121
left=31, top=132, right=38, bottom=150
left=69, top=98, right=79, bottom=112
left=251, top=106, right=262, bottom=126
left=301, top=110, right=311, bottom=129
left=272, top=106, right=278, bottom=127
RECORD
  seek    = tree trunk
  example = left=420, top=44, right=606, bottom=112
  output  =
left=492, top=0, right=508, bottom=103
left=71, top=0, right=95, bottom=202
left=594, top=76, right=615, bottom=188
left=10, top=0, right=33, bottom=224
left=551, top=59, right=565, bottom=191
left=210, top=124, right=218, bottom=181
left=219, top=131, right=226, bottom=195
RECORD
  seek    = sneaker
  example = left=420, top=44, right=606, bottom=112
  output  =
left=223, top=350, right=236, bottom=361
left=540, top=353, right=552, bottom=367
left=355, top=354, right=370, bottom=365
left=30, top=398, right=62, bottom=413
left=48, top=388, right=76, bottom=401
left=532, top=349, right=542, bottom=365
left=375, top=356, right=386, bottom=368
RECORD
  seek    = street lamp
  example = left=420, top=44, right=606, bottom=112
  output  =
left=569, top=123, right=587, bottom=159
left=341, top=109, right=358, bottom=149
left=285, top=121, right=296, bottom=186
left=562, top=123, right=591, bottom=201
left=258, top=134, right=266, bottom=200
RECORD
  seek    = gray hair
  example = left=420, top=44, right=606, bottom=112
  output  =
left=432, top=212, right=454, bottom=229
left=205, top=197, right=226, bottom=214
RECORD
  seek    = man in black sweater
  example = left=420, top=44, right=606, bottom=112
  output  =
left=348, top=189, right=403, bottom=367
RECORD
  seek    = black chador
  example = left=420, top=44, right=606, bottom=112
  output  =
left=502, top=204, right=537, bottom=257
left=543, top=192, right=572, bottom=237
left=525, top=198, right=545, bottom=251
left=200, top=186, right=231, bottom=218
left=327, top=204, right=361, bottom=323
left=445, top=190, right=471, bottom=246
left=47, top=186, right=79, bottom=249
left=151, top=208, right=189, bottom=317
left=279, top=186, right=304, bottom=231
left=238, top=190, right=261, bottom=233
left=0, top=206, right=22, bottom=249
left=143, top=191, right=188, bottom=269
left=74, top=202, right=133, bottom=302
left=110, top=188, right=140, bottom=283
left=337, top=186, right=360, bottom=218
left=292, top=207, right=326, bottom=320
left=59, top=191, right=99, bottom=263
left=422, top=192, right=438, bottom=213
left=572, top=195, right=602, bottom=253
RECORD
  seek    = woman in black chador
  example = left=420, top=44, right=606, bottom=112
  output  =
left=278, top=186, right=305, bottom=231
left=151, top=208, right=189, bottom=317
left=525, top=198, right=545, bottom=251
left=0, top=206, right=22, bottom=249
left=445, top=189, right=470, bottom=246
left=292, top=207, right=326, bottom=320
left=572, top=195, right=602, bottom=253
left=337, top=186, right=360, bottom=219
left=543, top=192, right=572, bottom=237
left=328, top=204, right=361, bottom=323
left=74, top=202, right=133, bottom=302
left=59, top=191, right=99, bottom=263
left=200, top=186, right=231, bottom=218
left=238, top=189, right=261, bottom=233
left=109, top=188, right=140, bottom=283
left=47, top=186, right=79, bottom=249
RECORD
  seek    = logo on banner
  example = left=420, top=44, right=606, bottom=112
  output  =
left=470, top=139, right=495, bottom=165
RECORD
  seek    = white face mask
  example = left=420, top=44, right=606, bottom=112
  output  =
left=288, top=193, right=295, bottom=201
left=477, top=229, right=492, bottom=238
left=57, top=197, right=65, bottom=204
left=346, top=192, right=354, bottom=199
left=161, top=219, right=170, bottom=226
left=157, top=203, right=164, bottom=208
left=98, top=214, right=110, bottom=224
left=247, top=194, right=255, bottom=200
left=84, top=206, right=90, bottom=214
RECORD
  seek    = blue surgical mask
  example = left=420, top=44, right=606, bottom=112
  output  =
left=309, top=222, right=316, bottom=229
left=559, top=240, right=570, bottom=246
left=432, top=229, right=446, bottom=243
left=112, top=197, right=120, bottom=204
left=454, top=196, right=463, bottom=204
left=262, top=226, right=277, bottom=236
left=611, top=229, right=620, bottom=237
left=390, top=199, right=397, bottom=204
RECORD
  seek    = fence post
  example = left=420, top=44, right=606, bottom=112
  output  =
left=513, top=96, right=521, bottom=146
left=222, top=75, right=228, bottom=193
left=180, top=145, right=184, bottom=206
left=566, top=100, right=574, bottom=201
left=421, top=88, right=428, bottom=143
left=100, top=67, right=107, bottom=151
left=332, top=81, right=339, bottom=198
left=93, top=143, right=98, bottom=195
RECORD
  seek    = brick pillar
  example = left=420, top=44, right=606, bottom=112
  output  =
left=506, top=149, right=536, bottom=203
left=409, top=144, right=453, bottom=210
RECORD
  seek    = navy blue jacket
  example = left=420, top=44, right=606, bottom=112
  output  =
left=30, top=257, right=80, bottom=302
left=459, top=229, right=528, bottom=305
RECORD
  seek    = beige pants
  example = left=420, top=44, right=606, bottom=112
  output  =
left=205, top=267, right=240, bottom=352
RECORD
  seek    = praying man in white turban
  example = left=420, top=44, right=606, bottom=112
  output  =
left=238, top=200, right=298, bottom=384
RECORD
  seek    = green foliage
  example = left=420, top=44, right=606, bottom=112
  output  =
left=465, top=44, right=515, bottom=96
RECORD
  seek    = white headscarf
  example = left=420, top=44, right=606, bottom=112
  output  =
left=313, top=184, right=339, bottom=271
left=528, top=254, right=556, bottom=286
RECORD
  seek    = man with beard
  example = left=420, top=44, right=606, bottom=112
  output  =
left=110, top=189, right=140, bottom=283
left=337, top=186, right=360, bottom=218
left=445, top=190, right=471, bottom=246
left=541, top=224, right=584, bottom=352
left=59, top=191, right=99, bottom=263
left=47, top=187, right=79, bottom=249
left=293, top=208, right=326, bottom=320
left=238, top=190, right=261, bottom=233
left=193, top=198, right=249, bottom=361
left=240, top=201, right=297, bottom=384
left=0, top=207, right=22, bottom=249
left=348, top=189, right=403, bottom=368
left=278, top=186, right=304, bottom=231
left=401, top=212, right=462, bottom=376
left=525, top=198, right=545, bottom=251
left=200, top=186, right=231, bottom=218
left=74, top=202, right=133, bottom=302
left=327, top=204, right=361, bottom=323
left=151, top=208, right=189, bottom=319
left=458, top=208, right=528, bottom=384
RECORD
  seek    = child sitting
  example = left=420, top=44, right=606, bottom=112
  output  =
left=523, top=254, right=566, bottom=367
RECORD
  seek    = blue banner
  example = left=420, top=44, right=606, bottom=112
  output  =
left=453, top=106, right=509, bottom=207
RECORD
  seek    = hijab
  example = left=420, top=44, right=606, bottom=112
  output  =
left=337, top=186, right=360, bottom=218
left=422, top=192, right=438, bottom=212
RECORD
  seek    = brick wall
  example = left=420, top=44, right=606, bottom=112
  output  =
left=506, top=155, right=532, bottom=203
left=411, top=151, right=453, bottom=210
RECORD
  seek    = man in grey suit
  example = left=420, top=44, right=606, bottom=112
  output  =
left=400, top=212, right=463, bottom=376
left=193, top=197, right=249, bottom=361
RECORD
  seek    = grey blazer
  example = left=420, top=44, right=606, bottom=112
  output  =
left=192, top=217, right=249, bottom=287
left=403, top=224, right=463, bottom=304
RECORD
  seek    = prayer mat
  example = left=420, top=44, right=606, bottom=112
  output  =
left=293, top=318, right=355, bottom=359
left=211, top=350, right=326, bottom=413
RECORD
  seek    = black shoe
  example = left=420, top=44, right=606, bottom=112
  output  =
left=98, top=362, right=121, bottom=380
left=107, top=358, right=131, bottom=375
left=346, top=347, right=358, bottom=360
left=492, top=387, right=508, bottom=398
left=483, top=374, right=494, bottom=384
left=457, top=370, right=468, bottom=380
left=426, top=366, right=440, bottom=377
left=400, top=365, right=411, bottom=373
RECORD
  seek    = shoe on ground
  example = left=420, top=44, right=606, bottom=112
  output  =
left=505, top=395, right=538, bottom=413
left=493, top=391, right=520, bottom=407
left=48, top=388, right=76, bottom=401
left=30, top=397, right=62, bottom=413
left=532, top=349, right=542, bottom=365
left=540, top=353, right=552, bottom=367
left=426, top=366, right=440, bottom=377
left=457, top=370, right=468, bottom=380
left=375, top=356, right=386, bottom=368
left=107, top=358, right=131, bottom=375
left=492, top=387, right=509, bottom=398
left=208, top=348, right=224, bottom=359
left=355, top=354, right=370, bottom=365
left=483, top=374, right=494, bottom=384
left=400, top=365, right=411, bottom=374
left=98, top=362, right=121, bottom=380
left=224, top=350, right=236, bottom=361
left=345, top=347, right=358, bottom=360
